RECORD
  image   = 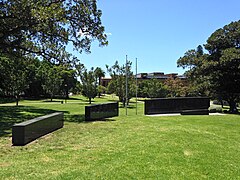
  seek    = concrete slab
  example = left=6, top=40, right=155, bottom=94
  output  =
left=146, top=113, right=226, bottom=117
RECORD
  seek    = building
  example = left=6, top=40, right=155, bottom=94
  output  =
left=101, top=72, right=187, bottom=87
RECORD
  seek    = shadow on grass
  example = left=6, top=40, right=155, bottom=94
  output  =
left=84, top=118, right=116, bottom=123
left=0, top=97, right=16, bottom=104
left=64, top=114, right=85, bottom=123
left=0, top=102, right=120, bottom=137
left=43, top=100, right=64, bottom=103
left=64, top=115, right=116, bottom=123
left=119, top=105, right=136, bottom=109
left=0, top=106, right=68, bottom=137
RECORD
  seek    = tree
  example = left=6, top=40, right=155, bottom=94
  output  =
left=0, top=0, right=108, bottom=63
left=177, top=20, right=240, bottom=113
left=164, top=78, right=188, bottom=97
left=106, top=61, right=135, bottom=106
left=60, top=65, right=77, bottom=99
left=79, top=67, right=97, bottom=104
left=0, top=54, right=29, bottom=105
left=196, top=45, right=204, bottom=57
left=94, top=67, right=105, bottom=97
left=177, top=47, right=211, bottom=97
left=138, top=79, right=168, bottom=98
left=38, top=61, right=63, bottom=101
left=97, top=85, right=106, bottom=96
left=0, top=55, right=11, bottom=96
left=206, top=48, right=240, bottom=113
left=23, top=57, right=44, bottom=97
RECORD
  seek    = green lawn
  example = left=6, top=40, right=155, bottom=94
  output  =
left=0, top=96, right=240, bottom=179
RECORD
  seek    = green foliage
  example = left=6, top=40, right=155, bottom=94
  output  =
left=97, top=85, right=107, bottom=95
left=77, top=65, right=97, bottom=104
left=23, top=57, right=44, bottom=97
left=177, top=20, right=240, bottom=113
left=38, top=61, right=63, bottom=101
left=94, top=67, right=105, bottom=97
left=94, top=67, right=105, bottom=85
left=164, top=78, right=188, bottom=97
left=0, top=54, right=78, bottom=101
left=0, top=54, right=29, bottom=105
left=138, top=79, right=168, bottom=98
left=71, top=81, right=82, bottom=95
left=0, top=0, right=108, bottom=63
left=106, top=61, right=135, bottom=104
left=60, top=66, right=77, bottom=98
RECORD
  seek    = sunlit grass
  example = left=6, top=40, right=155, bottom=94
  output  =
left=0, top=95, right=240, bottom=179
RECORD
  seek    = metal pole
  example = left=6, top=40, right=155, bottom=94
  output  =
left=125, top=55, right=128, bottom=115
left=136, top=58, right=138, bottom=115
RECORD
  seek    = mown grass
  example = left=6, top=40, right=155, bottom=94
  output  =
left=0, top=95, right=240, bottom=179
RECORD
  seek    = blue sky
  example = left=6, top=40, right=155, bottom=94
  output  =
left=73, top=0, right=240, bottom=76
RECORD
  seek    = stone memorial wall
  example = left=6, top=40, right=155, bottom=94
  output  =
left=85, top=102, right=119, bottom=121
left=145, top=97, right=210, bottom=115
left=12, top=112, right=64, bottom=146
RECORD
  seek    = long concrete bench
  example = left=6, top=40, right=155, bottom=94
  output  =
left=12, top=112, right=64, bottom=146
left=85, top=102, right=119, bottom=121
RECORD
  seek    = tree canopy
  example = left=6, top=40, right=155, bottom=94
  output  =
left=177, top=20, right=240, bottom=113
left=0, top=0, right=108, bottom=63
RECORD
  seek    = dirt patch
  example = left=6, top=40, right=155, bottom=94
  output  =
left=0, top=162, right=11, bottom=167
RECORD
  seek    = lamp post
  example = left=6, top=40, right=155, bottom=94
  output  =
left=136, top=58, right=138, bottom=115
left=125, top=55, right=128, bottom=116
left=65, top=84, right=67, bottom=104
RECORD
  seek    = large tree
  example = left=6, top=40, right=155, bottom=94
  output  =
left=177, top=20, right=240, bottom=113
left=0, top=0, right=108, bottom=63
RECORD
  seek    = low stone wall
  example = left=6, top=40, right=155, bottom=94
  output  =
left=12, top=112, right=64, bottom=146
left=145, top=97, right=210, bottom=115
left=85, top=102, right=119, bottom=121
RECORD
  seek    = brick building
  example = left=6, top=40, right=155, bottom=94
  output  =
left=101, top=72, right=187, bottom=87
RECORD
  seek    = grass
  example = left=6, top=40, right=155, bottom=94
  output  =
left=0, top=95, right=240, bottom=179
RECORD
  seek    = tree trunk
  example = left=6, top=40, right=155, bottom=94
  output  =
left=66, top=88, right=69, bottom=99
left=228, top=100, right=238, bottom=114
left=127, top=98, right=130, bottom=105
left=89, top=98, right=92, bottom=104
left=98, top=77, right=101, bottom=98
left=221, top=100, right=224, bottom=108
left=15, top=95, right=19, bottom=106
left=51, top=94, right=53, bottom=102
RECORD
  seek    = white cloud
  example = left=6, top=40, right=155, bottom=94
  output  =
left=105, top=32, right=112, bottom=36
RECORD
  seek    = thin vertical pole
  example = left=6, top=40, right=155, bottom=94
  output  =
left=125, top=55, right=128, bottom=115
left=136, top=58, right=138, bottom=115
